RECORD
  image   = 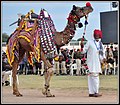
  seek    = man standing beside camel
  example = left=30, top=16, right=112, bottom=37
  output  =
left=81, top=29, right=106, bottom=97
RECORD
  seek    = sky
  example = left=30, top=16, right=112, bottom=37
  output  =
left=1, top=1, right=118, bottom=40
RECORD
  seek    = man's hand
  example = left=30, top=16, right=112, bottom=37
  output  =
left=80, top=42, right=84, bottom=48
left=81, top=44, right=84, bottom=48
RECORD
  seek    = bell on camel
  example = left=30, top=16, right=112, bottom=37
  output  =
left=78, top=22, right=83, bottom=28
left=49, top=43, right=52, bottom=45
left=84, top=20, right=88, bottom=25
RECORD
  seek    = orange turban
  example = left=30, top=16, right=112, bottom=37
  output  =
left=94, top=29, right=102, bottom=38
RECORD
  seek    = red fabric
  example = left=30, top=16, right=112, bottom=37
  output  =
left=85, top=66, right=88, bottom=69
left=67, top=15, right=77, bottom=23
left=86, top=2, right=91, bottom=7
left=82, top=57, right=86, bottom=61
left=94, top=29, right=102, bottom=38
left=99, top=31, right=102, bottom=38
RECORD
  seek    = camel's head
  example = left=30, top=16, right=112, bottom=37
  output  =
left=70, top=2, right=93, bottom=22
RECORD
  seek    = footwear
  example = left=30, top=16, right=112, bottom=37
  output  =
left=40, top=74, right=44, bottom=76
left=94, top=93, right=102, bottom=97
left=89, top=94, right=95, bottom=97
left=5, top=81, right=10, bottom=86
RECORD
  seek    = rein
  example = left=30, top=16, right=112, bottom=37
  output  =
left=81, top=15, right=88, bottom=51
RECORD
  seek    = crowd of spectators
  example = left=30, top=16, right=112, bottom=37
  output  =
left=2, top=44, right=118, bottom=86
left=102, top=45, right=118, bottom=75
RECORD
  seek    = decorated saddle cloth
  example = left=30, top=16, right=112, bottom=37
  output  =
left=6, top=9, right=57, bottom=66
left=6, top=23, right=40, bottom=66
left=38, top=9, right=58, bottom=58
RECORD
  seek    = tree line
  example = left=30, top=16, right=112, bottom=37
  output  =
left=2, top=33, right=9, bottom=42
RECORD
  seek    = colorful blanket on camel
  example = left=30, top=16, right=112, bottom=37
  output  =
left=6, top=24, right=40, bottom=66
left=6, top=9, right=57, bottom=66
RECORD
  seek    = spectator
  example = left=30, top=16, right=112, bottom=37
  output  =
left=74, top=49, right=82, bottom=76
left=54, top=56, right=60, bottom=75
left=113, top=47, right=118, bottom=66
left=33, top=56, right=38, bottom=75
left=60, top=49, right=67, bottom=75
left=18, top=55, right=27, bottom=74
left=107, top=47, right=114, bottom=66
left=2, top=53, right=12, bottom=86
left=105, top=47, right=109, bottom=60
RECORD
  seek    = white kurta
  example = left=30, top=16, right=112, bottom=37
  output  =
left=81, top=39, right=106, bottom=74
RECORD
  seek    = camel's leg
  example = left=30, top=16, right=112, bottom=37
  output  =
left=12, top=59, right=23, bottom=96
left=43, top=68, right=55, bottom=97
left=12, top=46, right=26, bottom=96
left=40, top=50, right=55, bottom=97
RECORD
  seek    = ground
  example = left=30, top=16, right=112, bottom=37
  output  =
left=2, top=86, right=118, bottom=104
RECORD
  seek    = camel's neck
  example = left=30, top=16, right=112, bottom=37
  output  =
left=64, top=21, right=76, bottom=36
left=54, top=20, right=77, bottom=48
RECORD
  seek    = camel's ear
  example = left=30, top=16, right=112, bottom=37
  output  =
left=73, top=5, right=77, bottom=10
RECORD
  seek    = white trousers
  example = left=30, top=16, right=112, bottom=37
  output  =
left=88, top=74, right=100, bottom=94
left=76, top=59, right=81, bottom=75
left=54, top=61, right=60, bottom=74
left=61, top=61, right=67, bottom=74
left=40, top=61, right=44, bottom=75
left=2, top=71, right=11, bottom=83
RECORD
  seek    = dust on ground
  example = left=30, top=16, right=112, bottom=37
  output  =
left=1, top=86, right=118, bottom=104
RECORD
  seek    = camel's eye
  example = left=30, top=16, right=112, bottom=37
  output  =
left=80, top=8, right=84, bottom=11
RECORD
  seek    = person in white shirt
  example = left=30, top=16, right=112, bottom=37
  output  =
left=2, top=53, right=12, bottom=86
left=81, top=29, right=106, bottom=97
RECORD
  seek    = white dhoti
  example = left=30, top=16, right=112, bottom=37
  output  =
left=88, top=73, right=99, bottom=94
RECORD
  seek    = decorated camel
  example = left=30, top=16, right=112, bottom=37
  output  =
left=6, top=2, right=93, bottom=97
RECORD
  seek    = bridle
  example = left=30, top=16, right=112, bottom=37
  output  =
left=61, top=7, right=89, bottom=45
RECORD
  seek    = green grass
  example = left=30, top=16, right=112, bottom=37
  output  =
left=18, top=75, right=118, bottom=91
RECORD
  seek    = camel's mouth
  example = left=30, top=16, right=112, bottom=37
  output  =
left=70, top=4, right=93, bottom=22
left=84, top=6, right=93, bottom=14
left=79, top=6, right=93, bottom=18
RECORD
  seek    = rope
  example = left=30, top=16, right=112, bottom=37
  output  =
left=83, top=15, right=88, bottom=36
left=81, top=15, right=88, bottom=51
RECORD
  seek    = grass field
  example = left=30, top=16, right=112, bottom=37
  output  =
left=18, top=75, right=118, bottom=91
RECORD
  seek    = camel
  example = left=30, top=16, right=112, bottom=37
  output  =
left=6, top=3, right=93, bottom=97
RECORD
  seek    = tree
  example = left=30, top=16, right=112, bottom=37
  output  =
left=2, top=33, right=9, bottom=42
left=77, top=37, right=87, bottom=41
left=77, top=37, right=87, bottom=45
left=71, top=39, right=77, bottom=41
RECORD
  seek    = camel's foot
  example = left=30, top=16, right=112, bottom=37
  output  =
left=46, top=89, right=55, bottom=97
left=42, top=88, right=55, bottom=97
left=13, top=91, right=23, bottom=97
left=42, top=88, right=47, bottom=95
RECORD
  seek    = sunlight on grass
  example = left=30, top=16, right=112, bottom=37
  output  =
left=18, top=75, right=118, bottom=90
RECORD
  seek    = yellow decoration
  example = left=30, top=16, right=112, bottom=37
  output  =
left=54, top=56, right=59, bottom=61
left=18, top=36, right=30, bottom=42
left=20, top=21, right=33, bottom=32
left=25, top=12, right=30, bottom=18
left=30, top=9, right=34, bottom=13
left=6, top=42, right=17, bottom=66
